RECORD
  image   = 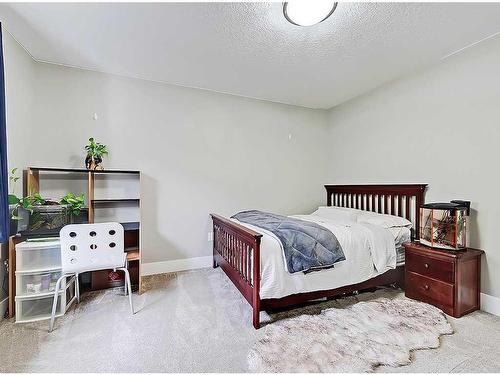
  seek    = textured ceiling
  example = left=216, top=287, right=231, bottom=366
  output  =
left=2, top=2, right=500, bottom=109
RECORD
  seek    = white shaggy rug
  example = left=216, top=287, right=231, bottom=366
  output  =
left=248, top=294, right=453, bottom=372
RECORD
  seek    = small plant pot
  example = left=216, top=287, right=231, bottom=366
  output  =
left=9, top=205, right=29, bottom=236
left=85, top=154, right=103, bottom=170
left=70, top=208, right=89, bottom=224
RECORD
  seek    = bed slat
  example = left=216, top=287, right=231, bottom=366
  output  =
left=406, top=195, right=411, bottom=220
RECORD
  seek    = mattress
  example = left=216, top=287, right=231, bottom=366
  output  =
left=396, top=246, right=406, bottom=265
left=234, top=213, right=410, bottom=300
left=389, top=226, right=411, bottom=265
left=389, top=226, right=412, bottom=250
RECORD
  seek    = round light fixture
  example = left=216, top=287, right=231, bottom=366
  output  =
left=283, top=1, right=337, bottom=27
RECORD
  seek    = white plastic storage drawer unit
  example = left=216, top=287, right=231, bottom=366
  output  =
left=16, top=239, right=61, bottom=272
left=15, top=238, right=76, bottom=323
left=15, top=279, right=76, bottom=323
left=16, top=269, right=67, bottom=297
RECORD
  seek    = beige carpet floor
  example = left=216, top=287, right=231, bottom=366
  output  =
left=1, top=267, right=500, bottom=372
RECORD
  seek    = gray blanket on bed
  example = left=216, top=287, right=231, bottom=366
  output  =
left=231, top=210, right=345, bottom=274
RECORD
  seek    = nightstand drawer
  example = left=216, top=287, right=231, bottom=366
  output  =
left=406, top=271, right=454, bottom=310
left=406, top=251, right=454, bottom=283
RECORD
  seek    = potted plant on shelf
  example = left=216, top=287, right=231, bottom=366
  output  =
left=85, top=137, right=108, bottom=170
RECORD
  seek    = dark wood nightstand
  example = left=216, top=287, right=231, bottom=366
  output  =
left=403, top=242, right=484, bottom=317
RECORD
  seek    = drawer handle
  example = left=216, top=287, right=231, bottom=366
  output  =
left=424, top=263, right=429, bottom=269
left=424, top=285, right=430, bottom=291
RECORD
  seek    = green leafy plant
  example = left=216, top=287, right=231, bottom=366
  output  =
left=7, top=168, right=40, bottom=220
left=85, top=137, right=108, bottom=170
left=8, top=168, right=19, bottom=192
left=85, top=137, right=108, bottom=158
left=9, top=193, right=45, bottom=220
left=60, top=192, right=85, bottom=216
left=8, top=168, right=20, bottom=205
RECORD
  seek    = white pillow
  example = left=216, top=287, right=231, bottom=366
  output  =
left=355, top=210, right=412, bottom=229
left=311, top=206, right=358, bottom=223
left=312, top=206, right=412, bottom=229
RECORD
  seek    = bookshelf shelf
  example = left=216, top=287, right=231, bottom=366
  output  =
left=28, top=167, right=140, bottom=175
left=126, top=250, right=140, bottom=262
left=121, top=221, right=140, bottom=231
left=92, top=198, right=140, bottom=204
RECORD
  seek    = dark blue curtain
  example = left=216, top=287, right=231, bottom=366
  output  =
left=0, top=24, right=9, bottom=243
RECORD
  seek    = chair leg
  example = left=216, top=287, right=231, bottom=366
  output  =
left=75, top=273, right=80, bottom=304
left=48, top=275, right=65, bottom=333
left=117, top=267, right=134, bottom=314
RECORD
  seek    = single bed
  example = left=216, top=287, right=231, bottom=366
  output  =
left=211, top=184, right=427, bottom=328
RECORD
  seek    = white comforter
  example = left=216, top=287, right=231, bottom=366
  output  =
left=234, top=214, right=399, bottom=300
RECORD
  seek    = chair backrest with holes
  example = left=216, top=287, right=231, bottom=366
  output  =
left=59, top=222, right=125, bottom=274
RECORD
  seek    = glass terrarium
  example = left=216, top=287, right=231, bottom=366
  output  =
left=420, top=201, right=470, bottom=250
left=19, top=204, right=71, bottom=236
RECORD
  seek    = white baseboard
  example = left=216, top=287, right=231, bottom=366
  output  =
left=0, top=297, right=7, bottom=321
left=481, top=293, right=500, bottom=317
left=142, top=256, right=212, bottom=276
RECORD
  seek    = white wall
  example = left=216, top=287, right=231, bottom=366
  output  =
left=5, top=40, right=330, bottom=267
left=1, top=30, right=36, bottom=316
left=4, top=31, right=36, bottom=183
left=327, top=35, right=500, bottom=299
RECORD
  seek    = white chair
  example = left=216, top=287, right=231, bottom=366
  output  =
left=49, top=222, right=134, bottom=332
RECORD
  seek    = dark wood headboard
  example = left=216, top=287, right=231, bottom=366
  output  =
left=325, top=184, right=427, bottom=239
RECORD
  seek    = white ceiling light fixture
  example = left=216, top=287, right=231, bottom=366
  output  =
left=283, top=1, right=338, bottom=27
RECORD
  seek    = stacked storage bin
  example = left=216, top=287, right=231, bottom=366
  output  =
left=15, top=239, right=76, bottom=323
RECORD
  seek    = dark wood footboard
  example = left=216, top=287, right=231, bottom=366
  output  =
left=210, top=214, right=263, bottom=328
